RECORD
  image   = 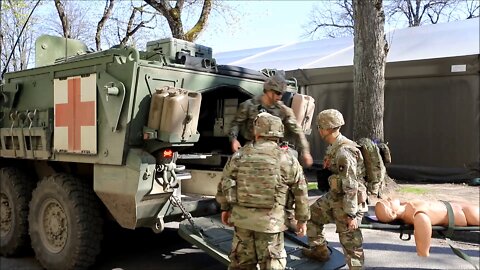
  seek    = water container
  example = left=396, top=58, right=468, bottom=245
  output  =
left=291, top=94, right=315, bottom=135
left=184, top=92, right=202, bottom=140
left=147, top=88, right=170, bottom=130
left=159, top=90, right=188, bottom=142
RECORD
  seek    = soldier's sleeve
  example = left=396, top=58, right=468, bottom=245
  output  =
left=228, top=100, right=250, bottom=141
left=215, top=155, right=238, bottom=211
left=336, top=148, right=359, bottom=217
left=289, top=157, right=311, bottom=222
left=280, top=104, right=310, bottom=154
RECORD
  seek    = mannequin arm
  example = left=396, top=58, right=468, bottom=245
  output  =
left=413, top=212, right=432, bottom=256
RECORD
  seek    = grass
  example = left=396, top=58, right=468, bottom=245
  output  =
left=398, top=186, right=428, bottom=195
left=307, top=182, right=430, bottom=194
left=308, top=182, right=318, bottom=190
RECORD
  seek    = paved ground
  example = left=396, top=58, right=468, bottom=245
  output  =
left=308, top=177, right=480, bottom=269
left=1, top=179, right=478, bottom=270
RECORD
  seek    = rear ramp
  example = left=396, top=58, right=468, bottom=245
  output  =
left=178, top=214, right=346, bottom=269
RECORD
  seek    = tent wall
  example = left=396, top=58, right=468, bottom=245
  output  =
left=289, top=55, right=479, bottom=178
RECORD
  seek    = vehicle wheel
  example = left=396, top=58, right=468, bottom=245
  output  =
left=0, top=167, right=34, bottom=256
left=29, top=174, right=103, bottom=270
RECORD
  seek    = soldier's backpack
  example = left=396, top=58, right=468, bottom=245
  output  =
left=356, top=138, right=392, bottom=198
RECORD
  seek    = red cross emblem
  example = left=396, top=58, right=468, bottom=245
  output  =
left=55, top=77, right=95, bottom=152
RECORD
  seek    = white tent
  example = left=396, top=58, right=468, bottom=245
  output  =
left=215, top=18, right=479, bottom=70
left=215, top=19, right=480, bottom=181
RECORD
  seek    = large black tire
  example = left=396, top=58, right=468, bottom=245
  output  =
left=0, top=167, right=34, bottom=256
left=29, top=174, right=103, bottom=270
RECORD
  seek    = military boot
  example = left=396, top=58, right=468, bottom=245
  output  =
left=302, top=244, right=330, bottom=262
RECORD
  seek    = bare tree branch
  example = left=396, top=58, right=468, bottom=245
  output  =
left=307, top=0, right=475, bottom=39
left=144, top=0, right=213, bottom=41
left=54, top=0, right=71, bottom=38
left=184, top=0, right=212, bottom=41
left=119, top=4, right=154, bottom=46
left=96, top=0, right=116, bottom=51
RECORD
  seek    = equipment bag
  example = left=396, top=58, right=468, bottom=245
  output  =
left=357, top=138, right=391, bottom=198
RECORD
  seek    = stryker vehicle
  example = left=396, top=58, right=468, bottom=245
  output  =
left=0, top=35, right=344, bottom=269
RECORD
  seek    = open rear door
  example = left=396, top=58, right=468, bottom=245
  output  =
left=178, top=214, right=346, bottom=269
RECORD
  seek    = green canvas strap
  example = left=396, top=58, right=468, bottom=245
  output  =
left=440, top=200, right=455, bottom=238
left=440, top=200, right=479, bottom=270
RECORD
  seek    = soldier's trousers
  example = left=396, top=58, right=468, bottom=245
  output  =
left=285, top=147, right=298, bottom=221
left=306, top=192, right=364, bottom=270
left=229, top=227, right=287, bottom=270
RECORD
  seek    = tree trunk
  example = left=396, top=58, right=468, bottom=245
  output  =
left=144, top=0, right=212, bottom=42
left=352, top=0, right=387, bottom=141
left=96, top=0, right=115, bottom=51
left=54, top=0, right=71, bottom=38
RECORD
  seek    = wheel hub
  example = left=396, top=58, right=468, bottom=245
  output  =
left=0, top=193, right=12, bottom=237
left=41, top=199, right=67, bottom=253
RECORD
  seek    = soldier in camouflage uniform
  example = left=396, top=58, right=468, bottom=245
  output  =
left=228, top=70, right=313, bottom=231
left=302, top=109, right=367, bottom=270
left=217, top=112, right=310, bottom=270
left=228, top=70, right=313, bottom=167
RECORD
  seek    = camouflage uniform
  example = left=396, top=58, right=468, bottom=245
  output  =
left=228, top=95, right=310, bottom=155
left=217, top=113, right=310, bottom=270
left=228, top=72, right=311, bottom=229
left=304, top=109, right=367, bottom=270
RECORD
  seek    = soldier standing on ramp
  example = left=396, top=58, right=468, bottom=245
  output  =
left=302, top=109, right=367, bottom=270
left=217, top=112, right=310, bottom=270
left=228, top=70, right=313, bottom=167
left=228, top=70, right=313, bottom=231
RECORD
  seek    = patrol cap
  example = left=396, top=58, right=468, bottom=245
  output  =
left=254, top=112, right=284, bottom=138
left=264, top=70, right=287, bottom=94
left=317, top=109, right=345, bottom=129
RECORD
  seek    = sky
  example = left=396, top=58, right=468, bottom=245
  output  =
left=193, top=1, right=319, bottom=53
left=28, top=0, right=477, bottom=55
left=32, top=1, right=319, bottom=54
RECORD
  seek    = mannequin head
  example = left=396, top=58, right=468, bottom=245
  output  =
left=375, top=199, right=401, bottom=222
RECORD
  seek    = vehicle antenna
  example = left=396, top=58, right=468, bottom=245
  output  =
left=1, top=0, right=41, bottom=79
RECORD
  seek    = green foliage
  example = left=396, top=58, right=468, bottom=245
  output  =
left=398, top=186, right=427, bottom=195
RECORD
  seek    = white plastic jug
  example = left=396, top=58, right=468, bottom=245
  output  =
left=147, top=88, right=170, bottom=130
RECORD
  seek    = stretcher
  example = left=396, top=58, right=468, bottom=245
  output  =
left=359, top=202, right=480, bottom=270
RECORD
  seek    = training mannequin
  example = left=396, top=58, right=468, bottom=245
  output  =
left=375, top=198, right=480, bottom=256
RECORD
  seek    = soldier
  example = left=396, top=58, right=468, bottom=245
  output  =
left=302, top=109, right=367, bottom=270
left=217, top=112, right=310, bottom=270
left=228, top=70, right=313, bottom=231
left=228, top=70, right=313, bottom=167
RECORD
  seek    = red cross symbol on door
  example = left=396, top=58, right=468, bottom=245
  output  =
left=55, top=77, right=95, bottom=152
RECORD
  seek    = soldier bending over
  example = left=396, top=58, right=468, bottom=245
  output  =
left=302, top=109, right=367, bottom=270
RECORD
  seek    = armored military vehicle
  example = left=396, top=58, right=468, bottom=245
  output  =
left=0, top=35, right=343, bottom=269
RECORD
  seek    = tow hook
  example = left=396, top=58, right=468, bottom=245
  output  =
left=152, top=217, right=165, bottom=234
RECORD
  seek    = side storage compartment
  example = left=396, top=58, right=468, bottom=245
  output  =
left=291, top=94, right=315, bottom=135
